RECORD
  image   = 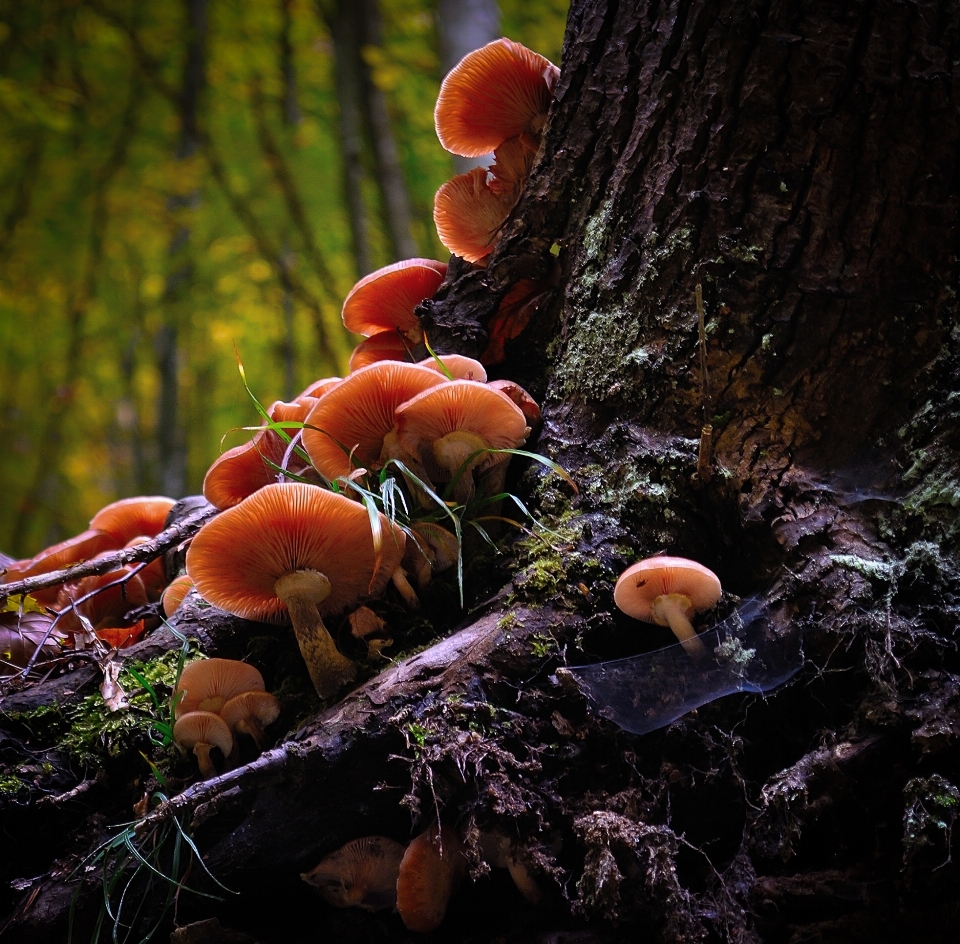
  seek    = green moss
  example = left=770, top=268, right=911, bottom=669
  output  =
left=10, top=650, right=191, bottom=766
left=530, top=633, right=556, bottom=658
left=0, top=773, right=27, bottom=796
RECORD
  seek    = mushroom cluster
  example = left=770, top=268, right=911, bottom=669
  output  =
left=187, top=275, right=539, bottom=697
left=302, top=823, right=468, bottom=932
left=0, top=496, right=178, bottom=660
left=433, top=39, right=559, bottom=263
left=303, top=821, right=541, bottom=932
left=172, top=657, right=280, bottom=779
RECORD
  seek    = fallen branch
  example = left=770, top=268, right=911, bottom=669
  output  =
left=0, top=504, right=217, bottom=604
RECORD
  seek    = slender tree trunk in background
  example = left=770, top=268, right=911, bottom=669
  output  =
left=8, top=81, right=140, bottom=554
left=5, top=2, right=960, bottom=943
left=358, top=0, right=418, bottom=260
left=156, top=0, right=208, bottom=500
left=278, top=0, right=302, bottom=128
left=327, top=0, right=374, bottom=276
left=436, top=0, right=500, bottom=174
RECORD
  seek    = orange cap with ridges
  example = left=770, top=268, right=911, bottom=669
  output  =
left=342, top=259, right=447, bottom=341
left=435, top=38, right=559, bottom=157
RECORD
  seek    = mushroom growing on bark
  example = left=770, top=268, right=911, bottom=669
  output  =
left=434, top=38, right=559, bottom=158
left=301, top=836, right=407, bottom=912
left=341, top=258, right=447, bottom=344
left=614, top=556, right=723, bottom=658
left=301, top=361, right=445, bottom=482
left=185, top=484, right=406, bottom=699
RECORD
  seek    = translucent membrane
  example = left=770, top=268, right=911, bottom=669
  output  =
left=563, top=597, right=803, bottom=735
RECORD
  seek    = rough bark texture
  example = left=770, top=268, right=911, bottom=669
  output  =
left=4, top=2, right=960, bottom=943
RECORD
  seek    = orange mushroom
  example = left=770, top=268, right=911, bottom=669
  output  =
left=220, top=690, right=280, bottom=750
left=301, top=362, right=445, bottom=482
left=173, top=657, right=266, bottom=718
left=417, top=354, right=487, bottom=382
left=348, top=332, right=417, bottom=373
left=302, top=836, right=407, bottom=912
left=173, top=710, right=234, bottom=780
left=434, top=167, right=518, bottom=263
left=204, top=398, right=315, bottom=510
left=613, top=556, right=722, bottom=658
left=396, top=823, right=466, bottom=932
left=341, top=259, right=447, bottom=342
left=434, top=38, right=559, bottom=158
left=395, top=380, right=530, bottom=503
left=161, top=574, right=195, bottom=618
left=186, top=484, right=406, bottom=698
left=89, top=496, right=176, bottom=545
left=54, top=567, right=149, bottom=649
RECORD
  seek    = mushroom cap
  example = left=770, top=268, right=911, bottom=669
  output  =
left=220, top=689, right=280, bottom=732
left=89, top=496, right=176, bottom=544
left=341, top=259, right=447, bottom=340
left=302, top=362, right=445, bottom=480
left=434, top=167, right=518, bottom=263
left=2, top=530, right=117, bottom=598
left=297, top=377, right=342, bottom=400
left=174, top=657, right=266, bottom=718
left=173, top=709, right=234, bottom=756
left=348, top=332, right=416, bottom=373
left=185, top=483, right=406, bottom=624
left=613, top=556, right=722, bottom=624
left=434, top=38, right=559, bottom=157
left=417, top=354, right=487, bottom=382
left=203, top=399, right=313, bottom=510
left=161, top=574, right=195, bottom=617
left=395, top=380, right=530, bottom=478
left=486, top=379, right=541, bottom=427
left=302, top=836, right=406, bottom=912
left=396, top=824, right=466, bottom=932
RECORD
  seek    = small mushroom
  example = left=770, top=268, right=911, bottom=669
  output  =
left=396, top=824, right=467, bottom=932
left=301, top=836, right=406, bottom=912
left=161, top=574, right=195, bottom=618
left=417, top=354, right=487, bottom=382
left=219, top=690, right=280, bottom=750
left=478, top=830, right=541, bottom=904
left=173, top=658, right=266, bottom=718
left=349, top=332, right=417, bottom=372
left=174, top=710, right=234, bottom=780
left=613, top=556, right=722, bottom=658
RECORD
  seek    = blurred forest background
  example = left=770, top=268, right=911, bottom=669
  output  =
left=0, top=0, right=567, bottom=557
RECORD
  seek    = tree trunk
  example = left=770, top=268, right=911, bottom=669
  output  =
left=4, top=2, right=960, bottom=943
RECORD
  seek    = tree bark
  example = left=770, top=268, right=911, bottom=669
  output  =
left=4, top=2, right=960, bottom=943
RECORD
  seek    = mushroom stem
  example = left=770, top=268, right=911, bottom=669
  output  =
left=275, top=569, right=357, bottom=698
left=651, top=594, right=709, bottom=658
left=193, top=742, right=219, bottom=780
left=236, top=717, right=267, bottom=751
